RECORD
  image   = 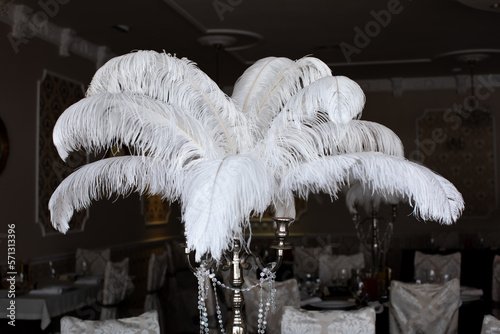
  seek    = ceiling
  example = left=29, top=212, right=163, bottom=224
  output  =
left=8, top=0, right=500, bottom=86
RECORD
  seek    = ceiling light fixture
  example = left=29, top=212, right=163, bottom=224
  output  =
left=112, top=24, right=131, bottom=33
left=456, top=53, right=491, bottom=126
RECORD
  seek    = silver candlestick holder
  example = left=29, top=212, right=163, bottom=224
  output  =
left=352, top=205, right=397, bottom=272
left=185, top=217, right=293, bottom=334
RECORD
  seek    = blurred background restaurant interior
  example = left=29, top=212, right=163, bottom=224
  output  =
left=1, top=0, right=500, bottom=332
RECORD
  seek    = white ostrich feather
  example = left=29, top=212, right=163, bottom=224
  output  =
left=233, top=56, right=332, bottom=140
left=50, top=156, right=179, bottom=234
left=53, top=92, right=227, bottom=165
left=256, top=113, right=402, bottom=180
left=282, top=76, right=365, bottom=125
left=182, top=155, right=272, bottom=262
left=257, top=111, right=345, bottom=176
left=333, top=120, right=404, bottom=157
left=87, top=50, right=254, bottom=153
left=232, top=57, right=295, bottom=113
left=280, top=152, right=464, bottom=224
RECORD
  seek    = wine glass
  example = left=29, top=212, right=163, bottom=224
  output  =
left=350, top=278, right=368, bottom=306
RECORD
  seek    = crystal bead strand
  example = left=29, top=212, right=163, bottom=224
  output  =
left=209, top=271, right=226, bottom=334
left=257, top=268, right=275, bottom=334
left=196, top=267, right=210, bottom=333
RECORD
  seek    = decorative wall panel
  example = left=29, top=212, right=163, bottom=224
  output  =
left=142, top=195, right=171, bottom=226
left=37, top=71, right=88, bottom=235
left=416, top=108, right=496, bottom=218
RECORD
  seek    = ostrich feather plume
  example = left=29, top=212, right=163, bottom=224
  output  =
left=53, top=92, right=226, bottom=165
left=86, top=50, right=254, bottom=153
left=50, top=156, right=179, bottom=234
left=182, top=155, right=271, bottom=261
left=281, top=152, right=464, bottom=224
left=49, top=51, right=464, bottom=262
left=232, top=56, right=332, bottom=140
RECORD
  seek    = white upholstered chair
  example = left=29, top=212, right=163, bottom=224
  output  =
left=389, top=278, right=461, bottom=334
left=61, top=310, right=160, bottom=334
left=293, top=246, right=332, bottom=281
left=281, top=306, right=376, bottom=334
left=318, top=253, right=365, bottom=286
left=413, top=251, right=461, bottom=283
left=242, top=276, right=300, bottom=334
left=144, top=251, right=168, bottom=312
left=75, top=248, right=110, bottom=277
left=100, top=258, right=131, bottom=321
left=481, top=314, right=500, bottom=334
left=144, top=251, right=168, bottom=333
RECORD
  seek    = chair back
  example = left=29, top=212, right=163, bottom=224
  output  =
left=281, top=306, right=376, bottom=334
left=101, top=257, right=130, bottom=320
left=144, top=251, right=168, bottom=311
left=414, top=251, right=461, bottom=283
left=389, top=278, right=460, bottom=334
left=293, top=246, right=332, bottom=281
left=75, top=248, right=110, bottom=277
left=144, top=251, right=168, bottom=333
left=61, top=310, right=159, bottom=334
left=481, top=314, right=500, bottom=334
left=318, top=253, right=364, bottom=286
left=242, top=276, right=300, bottom=334
left=492, top=255, right=500, bottom=302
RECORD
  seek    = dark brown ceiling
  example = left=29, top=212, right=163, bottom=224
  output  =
left=11, top=0, right=500, bottom=86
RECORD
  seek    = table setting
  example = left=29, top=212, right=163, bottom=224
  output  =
left=298, top=267, right=386, bottom=313
left=0, top=267, right=103, bottom=331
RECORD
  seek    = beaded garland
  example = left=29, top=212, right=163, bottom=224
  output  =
left=195, top=266, right=277, bottom=333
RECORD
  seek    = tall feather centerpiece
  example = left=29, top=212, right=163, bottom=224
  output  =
left=49, top=51, right=464, bottom=333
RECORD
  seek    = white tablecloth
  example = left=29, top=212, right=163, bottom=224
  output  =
left=0, top=283, right=101, bottom=330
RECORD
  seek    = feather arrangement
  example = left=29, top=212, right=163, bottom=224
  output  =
left=49, top=51, right=464, bottom=262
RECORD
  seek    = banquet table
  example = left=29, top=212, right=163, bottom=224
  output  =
left=0, top=279, right=101, bottom=331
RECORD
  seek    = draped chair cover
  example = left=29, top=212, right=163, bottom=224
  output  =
left=61, top=310, right=160, bottom=334
left=293, top=246, right=332, bottom=281
left=242, top=276, right=300, bottom=334
left=281, top=306, right=376, bottom=334
left=100, top=258, right=130, bottom=321
left=414, top=251, right=461, bottom=283
left=144, top=251, right=168, bottom=333
left=75, top=248, right=110, bottom=277
left=318, top=253, right=365, bottom=286
left=389, top=278, right=460, bottom=334
left=481, top=314, right=500, bottom=334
